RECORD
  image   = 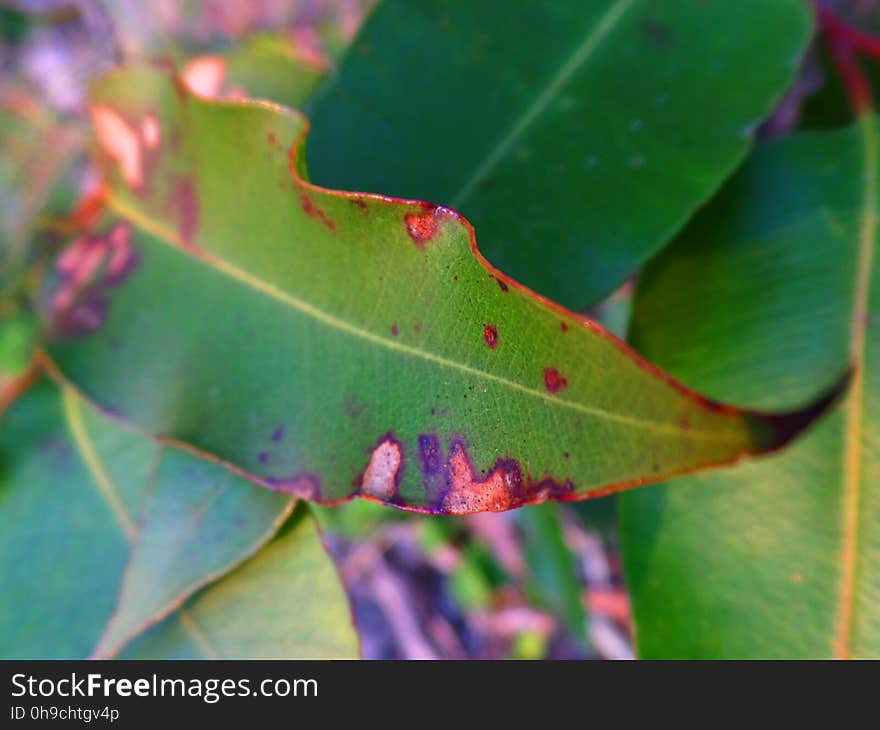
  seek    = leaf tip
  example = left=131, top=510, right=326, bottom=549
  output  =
left=748, top=367, right=853, bottom=453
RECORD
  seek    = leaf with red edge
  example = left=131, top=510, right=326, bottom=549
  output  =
left=42, top=65, right=844, bottom=515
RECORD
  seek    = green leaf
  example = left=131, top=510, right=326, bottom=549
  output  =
left=306, top=0, right=813, bottom=308
left=0, top=378, right=302, bottom=658
left=120, top=505, right=359, bottom=659
left=223, top=34, right=328, bottom=110
left=620, top=119, right=879, bottom=658
left=0, top=311, right=35, bottom=381
left=44, top=65, right=841, bottom=515
left=91, top=444, right=297, bottom=658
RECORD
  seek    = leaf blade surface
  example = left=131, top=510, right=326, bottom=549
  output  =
left=0, top=379, right=346, bottom=658
left=620, top=120, right=879, bottom=658
left=44, top=65, right=842, bottom=515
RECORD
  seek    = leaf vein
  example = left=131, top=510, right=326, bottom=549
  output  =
left=62, top=386, right=137, bottom=541
left=450, top=0, right=637, bottom=208
left=107, top=191, right=743, bottom=444
left=836, top=111, right=877, bottom=658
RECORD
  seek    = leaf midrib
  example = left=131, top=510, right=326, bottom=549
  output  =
left=449, top=0, right=637, bottom=209
left=61, top=387, right=220, bottom=658
left=107, top=191, right=746, bottom=445
left=62, top=386, right=136, bottom=540
left=836, top=112, right=877, bottom=658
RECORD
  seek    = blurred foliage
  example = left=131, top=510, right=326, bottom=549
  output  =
left=4, top=0, right=870, bottom=660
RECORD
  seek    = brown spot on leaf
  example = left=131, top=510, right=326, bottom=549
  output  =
left=168, top=69, right=193, bottom=104
left=543, top=368, right=568, bottom=394
left=494, top=276, right=509, bottom=293
left=141, top=114, right=160, bottom=149
left=299, top=193, right=336, bottom=232
left=484, top=323, right=498, bottom=349
left=361, top=434, right=404, bottom=501
left=172, top=176, right=200, bottom=248
left=404, top=206, right=439, bottom=249
left=61, top=185, right=108, bottom=234
left=438, top=441, right=522, bottom=514
left=560, top=321, right=569, bottom=332
left=391, top=323, right=399, bottom=336
left=400, top=436, right=580, bottom=514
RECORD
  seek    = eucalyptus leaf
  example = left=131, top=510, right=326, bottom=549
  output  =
left=0, top=379, right=353, bottom=658
left=621, top=119, right=879, bottom=658
left=42, top=66, right=843, bottom=516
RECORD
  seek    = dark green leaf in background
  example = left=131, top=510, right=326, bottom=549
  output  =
left=620, top=119, right=878, bottom=658
left=307, top=0, right=813, bottom=309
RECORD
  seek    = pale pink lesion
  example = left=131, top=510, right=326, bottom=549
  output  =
left=182, top=56, right=227, bottom=98
left=105, top=222, right=137, bottom=281
left=49, top=221, right=138, bottom=336
left=361, top=437, right=403, bottom=501
left=55, top=238, right=105, bottom=285
left=141, top=114, right=161, bottom=149
left=91, top=106, right=143, bottom=189
left=91, top=106, right=167, bottom=193
left=52, top=238, right=108, bottom=311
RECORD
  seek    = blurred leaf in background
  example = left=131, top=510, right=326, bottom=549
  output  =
left=0, top=379, right=356, bottom=658
left=621, top=118, right=878, bottom=658
left=3, top=0, right=874, bottom=662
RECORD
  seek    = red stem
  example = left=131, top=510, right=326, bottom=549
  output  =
left=815, top=3, right=874, bottom=114
left=816, top=4, right=880, bottom=62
